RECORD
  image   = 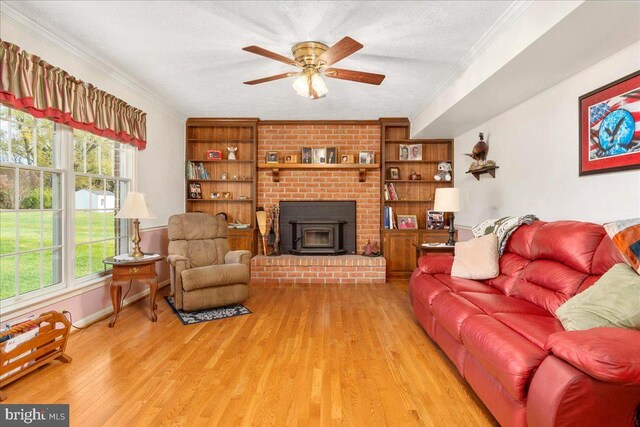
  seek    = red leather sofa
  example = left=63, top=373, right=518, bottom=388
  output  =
left=409, top=220, right=640, bottom=427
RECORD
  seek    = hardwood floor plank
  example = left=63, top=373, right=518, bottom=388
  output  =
left=2, top=281, right=497, bottom=426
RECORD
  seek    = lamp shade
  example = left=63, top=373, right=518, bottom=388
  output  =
left=434, top=188, right=460, bottom=213
left=115, top=192, right=155, bottom=219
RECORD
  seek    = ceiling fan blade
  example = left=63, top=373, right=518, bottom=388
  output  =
left=243, top=72, right=298, bottom=85
left=324, top=68, right=385, bottom=85
left=242, top=45, right=299, bottom=67
left=315, top=36, right=363, bottom=67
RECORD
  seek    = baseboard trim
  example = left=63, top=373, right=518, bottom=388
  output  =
left=69, top=279, right=170, bottom=330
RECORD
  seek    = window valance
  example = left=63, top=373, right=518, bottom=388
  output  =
left=0, top=40, right=147, bottom=150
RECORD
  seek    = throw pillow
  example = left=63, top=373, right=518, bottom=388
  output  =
left=472, top=214, right=537, bottom=255
left=604, top=218, right=640, bottom=273
left=451, top=234, right=499, bottom=280
left=556, top=263, right=640, bottom=331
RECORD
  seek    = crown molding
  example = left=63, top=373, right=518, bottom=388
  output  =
left=0, top=2, right=186, bottom=120
left=409, top=0, right=533, bottom=120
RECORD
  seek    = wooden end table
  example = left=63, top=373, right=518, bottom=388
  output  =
left=412, top=243, right=455, bottom=267
left=103, top=254, right=166, bottom=328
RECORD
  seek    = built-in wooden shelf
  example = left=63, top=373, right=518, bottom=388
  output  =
left=385, top=180, right=451, bottom=183
left=257, top=162, right=380, bottom=183
left=385, top=139, right=451, bottom=144
left=187, top=199, right=254, bottom=203
left=187, top=179, right=254, bottom=182
left=385, top=160, right=451, bottom=164
left=384, top=199, right=433, bottom=203
left=187, top=159, right=254, bottom=163
left=187, top=139, right=254, bottom=143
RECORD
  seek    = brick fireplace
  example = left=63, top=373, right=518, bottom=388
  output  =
left=252, top=121, right=385, bottom=284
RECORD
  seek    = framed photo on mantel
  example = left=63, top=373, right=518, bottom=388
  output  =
left=579, top=70, right=640, bottom=176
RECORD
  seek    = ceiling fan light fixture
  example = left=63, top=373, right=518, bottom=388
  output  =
left=292, top=73, right=310, bottom=97
left=292, top=68, right=328, bottom=99
left=311, top=71, right=328, bottom=97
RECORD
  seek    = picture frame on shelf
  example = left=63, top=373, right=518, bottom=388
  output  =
left=388, top=167, right=400, bottom=180
left=427, top=210, right=445, bottom=230
left=301, top=147, right=312, bottom=164
left=579, top=70, right=640, bottom=176
left=326, top=147, right=337, bottom=164
left=359, top=151, right=374, bottom=164
left=266, top=151, right=279, bottom=163
left=313, top=148, right=327, bottom=164
left=211, top=192, right=220, bottom=199
left=397, top=214, right=418, bottom=229
left=206, top=150, right=223, bottom=160
left=401, top=144, right=422, bottom=161
left=189, top=183, right=202, bottom=199
left=340, top=154, right=354, bottom=164
left=284, top=154, right=298, bottom=163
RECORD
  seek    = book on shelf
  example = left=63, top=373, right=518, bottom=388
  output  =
left=385, top=183, right=399, bottom=201
left=384, top=206, right=396, bottom=229
left=186, top=161, right=210, bottom=179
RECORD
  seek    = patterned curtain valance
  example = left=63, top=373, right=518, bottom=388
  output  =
left=0, top=40, right=147, bottom=150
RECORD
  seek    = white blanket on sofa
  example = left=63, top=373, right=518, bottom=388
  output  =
left=472, top=214, right=538, bottom=255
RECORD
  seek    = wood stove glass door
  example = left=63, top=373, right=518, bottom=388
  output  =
left=303, top=228, right=333, bottom=248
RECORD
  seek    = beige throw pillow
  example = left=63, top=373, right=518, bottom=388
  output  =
left=556, top=263, right=640, bottom=331
left=451, top=234, right=499, bottom=280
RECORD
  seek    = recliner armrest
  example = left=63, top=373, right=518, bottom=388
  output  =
left=225, top=250, right=251, bottom=268
left=167, top=254, right=190, bottom=269
left=546, top=328, right=640, bottom=384
left=417, top=254, right=454, bottom=275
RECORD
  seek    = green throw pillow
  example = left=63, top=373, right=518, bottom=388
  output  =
left=556, top=263, right=640, bottom=331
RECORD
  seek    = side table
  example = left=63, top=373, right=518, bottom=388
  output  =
left=103, top=254, right=166, bottom=328
left=412, top=243, right=455, bottom=267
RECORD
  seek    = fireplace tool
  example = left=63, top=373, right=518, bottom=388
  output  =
left=256, top=209, right=268, bottom=255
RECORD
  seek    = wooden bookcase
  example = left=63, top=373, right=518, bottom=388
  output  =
left=380, top=118, right=455, bottom=278
left=185, top=118, right=258, bottom=254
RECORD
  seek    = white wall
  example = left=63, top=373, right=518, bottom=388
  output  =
left=454, top=41, right=640, bottom=228
left=0, top=13, right=185, bottom=228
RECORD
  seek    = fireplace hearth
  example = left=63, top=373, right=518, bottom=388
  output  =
left=279, top=201, right=356, bottom=255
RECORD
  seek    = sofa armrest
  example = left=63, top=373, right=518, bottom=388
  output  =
left=546, top=328, right=640, bottom=384
left=167, top=255, right=190, bottom=310
left=417, top=255, right=454, bottom=275
left=225, top=250, right=251, bottom=268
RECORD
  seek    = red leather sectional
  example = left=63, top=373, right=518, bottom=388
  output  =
left=409, top=220, right=640, bottom=427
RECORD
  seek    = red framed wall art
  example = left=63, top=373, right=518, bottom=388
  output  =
left=579, top=70, right=640, bottom=175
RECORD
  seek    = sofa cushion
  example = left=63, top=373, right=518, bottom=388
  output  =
left=431, top=293, right=485, bottom=341
left=530, top=221, right=605, bottom=274
left=556, top=263, right=640, bottom=331
left=457, top=292, right=551, bottom=317
left=493, top=313, right=564, bottom=349
left=181, top=263, right=250, bottom=291
left=591, top=234, right=627, bottom=275
left=503, top=221, right=546, bottom=260
left=462, top=315, right=547, bottom=400
left=451, top=234, right=499, bottom=280
left=434, top=274, right=500, bottom=294
left=418, top=254, right=453, bottom=274
left=410, top=273, right=452, bottom=307
left=546, top=328, right=640, bottom=384
left=604, top=218, right=640, bottom=274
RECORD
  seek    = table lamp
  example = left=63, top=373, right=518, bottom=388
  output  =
left=115, top=192, right=155, bottom=258
left=434, top=188, right=460, bottom=246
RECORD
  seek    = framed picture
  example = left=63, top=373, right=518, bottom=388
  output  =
left=400, top=144, right=422, bottom=161
left=579, top=70, right=640, bottom=175
left=189, top=183, right=202, bottom=199
left=266, top=151, right=279, bottom=163
left=340, top=154, right=354, bottom=164
left=359, top=151, right=374, bottom=164
left=388, top=167, right=400, bottom=180
left=210, top=192, right=220, bottom=199
left=206, top=150, right=222, bottom=160
left=301, top=147, right=312, bottom=164
left=326, top=147, right=337, bottom=164
left=284, top=154, right=298, bottom=163
left=427, top=210, right=445, bottom=230
left=397, top=214, right=418, bottom=229
left=313, top=147, right=326, bottom=164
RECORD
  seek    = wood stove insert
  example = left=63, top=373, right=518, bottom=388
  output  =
left=289, top=220, right=347, bottom=255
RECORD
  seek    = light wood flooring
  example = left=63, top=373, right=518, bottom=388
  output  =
left=4, top=281, right=497, bottom=426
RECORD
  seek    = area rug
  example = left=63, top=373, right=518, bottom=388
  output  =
left=164, top=296, right=251, bottom=325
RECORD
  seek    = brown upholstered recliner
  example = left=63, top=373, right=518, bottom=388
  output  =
left=167, top=213, right=250, bottom=312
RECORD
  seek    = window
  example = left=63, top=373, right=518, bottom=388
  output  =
left=73, top=130, right=130, bottom=280
left=0, top=105, right=134, bottom=307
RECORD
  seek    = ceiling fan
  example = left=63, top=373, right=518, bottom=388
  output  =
left=242, top=36, right=385, bottom=99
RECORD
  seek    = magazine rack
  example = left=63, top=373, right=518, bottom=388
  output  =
left=0, top=311, right=72, bottom=401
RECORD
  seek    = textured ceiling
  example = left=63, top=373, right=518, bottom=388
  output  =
left=5, top=1, right=514, bottom=119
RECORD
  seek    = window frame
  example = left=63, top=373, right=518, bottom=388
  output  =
left=0, top=107, right=136, bottom=312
